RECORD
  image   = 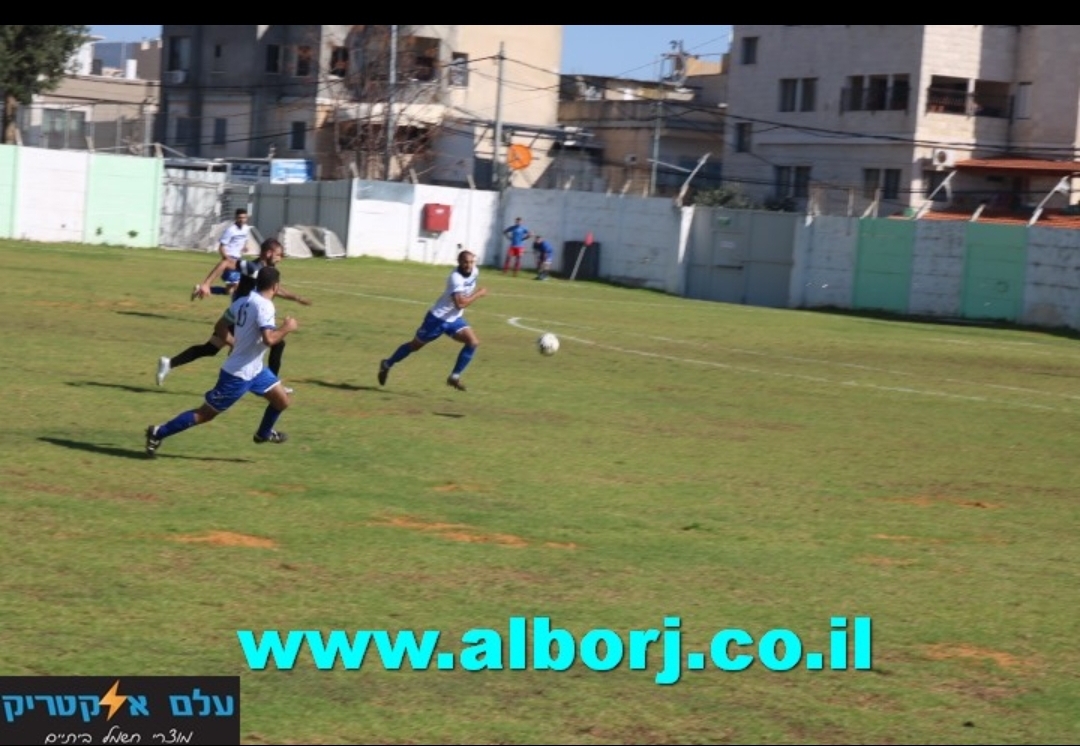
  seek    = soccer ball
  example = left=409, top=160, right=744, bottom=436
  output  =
left=537, top=333, right=560, bottom=356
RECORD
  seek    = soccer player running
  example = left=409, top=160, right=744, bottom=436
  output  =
left=378, top=249, right=487, bottom=392
left=145, top=266, right=297, bottom=457
left=191, top=208, right=252, bottom=300
left=157, top=238, right=310, bottom=388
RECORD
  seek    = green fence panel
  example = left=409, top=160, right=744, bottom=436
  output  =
left=0, top=145, right=18, bottom=239
left=853, top=218, right=915, bottom=313
left=84, top=153, right=163, bottom=247
left=960, top=223, right=1027, bottom=322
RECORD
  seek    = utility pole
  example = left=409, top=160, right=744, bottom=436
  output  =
left=493, top=41, right=505, bottom=191
left=384, top=24, right=398, bottom=181
left=649, top=65, right=662, bottom=196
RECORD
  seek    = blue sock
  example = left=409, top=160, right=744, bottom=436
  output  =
left=452, top=345, right=476, bottom=377
left=156, top=410, right=199, bottom=439
left=210, top=286, right=229, bottom=295
left=387, top=342, right=413, bottom=366
left=256, top=405, right=283, bottom=440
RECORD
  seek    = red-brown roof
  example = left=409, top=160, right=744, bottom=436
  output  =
left=954, top=158, right=1080, bottom=176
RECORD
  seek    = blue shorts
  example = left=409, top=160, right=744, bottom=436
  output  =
left=223, top=269, right=242, bottom=285
left=415, top=312, right=469, bottom=343
left=204, top=368, right=280, bottom=413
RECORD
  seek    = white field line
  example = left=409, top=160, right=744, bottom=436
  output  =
left=296, top=282, right=1077, bottom=413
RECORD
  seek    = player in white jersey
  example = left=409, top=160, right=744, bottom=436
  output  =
left=378, top=248, right=488, bottom=391
left=191, top=208, right=253, bottom=300
left=145, top=266, right=299, bottom=457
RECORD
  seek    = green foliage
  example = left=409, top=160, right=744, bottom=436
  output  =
left=0, top=25, right=88, bottom=144
left=0, top=25, right=89, bottom=103
left=691, top=184, right=757, bottom=209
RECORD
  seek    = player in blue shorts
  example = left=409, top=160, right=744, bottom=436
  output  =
left=145, top=266, right=299, bottom=457
left=532, top=234, right=554, bottom=280
left=156, top=238, right=310, bottom=388
left=378, top=248, right=488, bottom=392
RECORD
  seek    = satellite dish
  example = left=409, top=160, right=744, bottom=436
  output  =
left=507, top=144, right=533, bottom=171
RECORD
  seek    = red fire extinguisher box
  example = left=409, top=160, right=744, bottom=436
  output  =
left=422, top=203, right=451, bottom=232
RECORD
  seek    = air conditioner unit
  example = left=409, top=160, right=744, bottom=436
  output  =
left=164, top=70, right=187, bottom=85
left=931, top=148, right=956, bottom=169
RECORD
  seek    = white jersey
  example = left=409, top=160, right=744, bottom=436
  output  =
left=219, top=222, right=251, bottom=260
left=221, top=292, right=276, bottom=381
left=428, top=267, right=478, bottom=323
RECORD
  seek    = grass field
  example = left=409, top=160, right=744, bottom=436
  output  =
left=2, top=238, right=1079, bottom=745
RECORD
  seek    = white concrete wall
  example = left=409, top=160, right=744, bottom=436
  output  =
left=501, top=188, right=684, bottom=293
left=15, top=148, right=89, bottom=243
left=909, top=220, right=965, bottom=316
left=1022, top=226, right=1080, bottom=330
left=793, top=215, right=857, bottom=308
left=346, top=180, right=499, bottom=265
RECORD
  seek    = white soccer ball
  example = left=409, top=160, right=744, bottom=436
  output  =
left=537, top=332, right=560, bottom=356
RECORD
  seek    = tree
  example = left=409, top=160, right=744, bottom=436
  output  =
left=0, top=25, right=89, bottom=144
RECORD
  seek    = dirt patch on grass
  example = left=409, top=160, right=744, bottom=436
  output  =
left=881, top=495, right=1003, bottom=509
left=172, top=530, right=277, bottom=549
left=857, top=555, right=918, bottom=567
left=431, top=482, right=490, bottom=493
left=872, top=533, right=945, bottom=544
left=924, top=643, right=1028, bottom=671
left=369, top=515, right=576, bottom=549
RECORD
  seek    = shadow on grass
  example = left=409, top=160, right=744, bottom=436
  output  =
left=299, top=379, right=416, bottom=396
left=433, top=412, right=465, bottom=418
left=115, top=310, right=178, bottom=321
left=67, top=381, right=164, bottom=394
left=804, top=305, right=1080, bottom=342
left=38, top=437, right=253, bottom=463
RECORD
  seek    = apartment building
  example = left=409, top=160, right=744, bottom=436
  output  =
left=555, top=54, right=726, bottom=196
left=17, top=36, right=160, bottom=154
left=158, top=25, right=562, bottom=186
left=725, top=25, right=1080, bottom=218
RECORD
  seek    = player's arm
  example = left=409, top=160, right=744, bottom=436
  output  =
left=452, top=287, right=487, bottom=309
left=275, top=286, right=312, bottom=306
left=261, top=317, right=298, bottom=346
left=197, top=256, right=234, bottom=295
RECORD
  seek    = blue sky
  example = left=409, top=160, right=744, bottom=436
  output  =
left=88, top=25, right=731, bottom=78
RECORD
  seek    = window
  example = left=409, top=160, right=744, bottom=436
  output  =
left=925, top=170, right=949, bottom=201
left=290, top=121, right=306, bottom=151
left=781, top=78, right=816, bottom=113
left=404, top=36, right=439, bottom=82
left=212, top=44, right=224, bottom=73
left=295, top=46, right=312, bottom=77
left=800, top=78, right=817, bottom=112
left=167, top=36, right=191, bottom=72
left=741, top=36, right=758, bottom=65
left=1015, top=82, right=1031, bottom=119
left=735, top=122, right=752, bottom=153
left=448, top=52, right=468, bottom=87
left=330, top=46, right=349, bottom=78
left=779, top=79, right=798, bottom=112
left=883, top=169, right=900, bottom=200
left=866, top=75, right=888, bottom=110
left=863, top=168, right=902, bottom=200
left=42, top=109, right=86, bottom=149
left=266, top=44, right=281, bottom=74
left=847, top=75, right=864, bottom=111
left=793, top=166, right=810, bottom=198
left=863, top=168, right=881, bottom=199
left=213, top=118, right=227, bottom=145
left=776, top=166, right=810, bottom=198
left=176, top=117, right=197, bottom=148
left=890, top=75, right=909, bottom=111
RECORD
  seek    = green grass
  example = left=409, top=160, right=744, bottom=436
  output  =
left=2, top=238, right=1079, bottom=744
